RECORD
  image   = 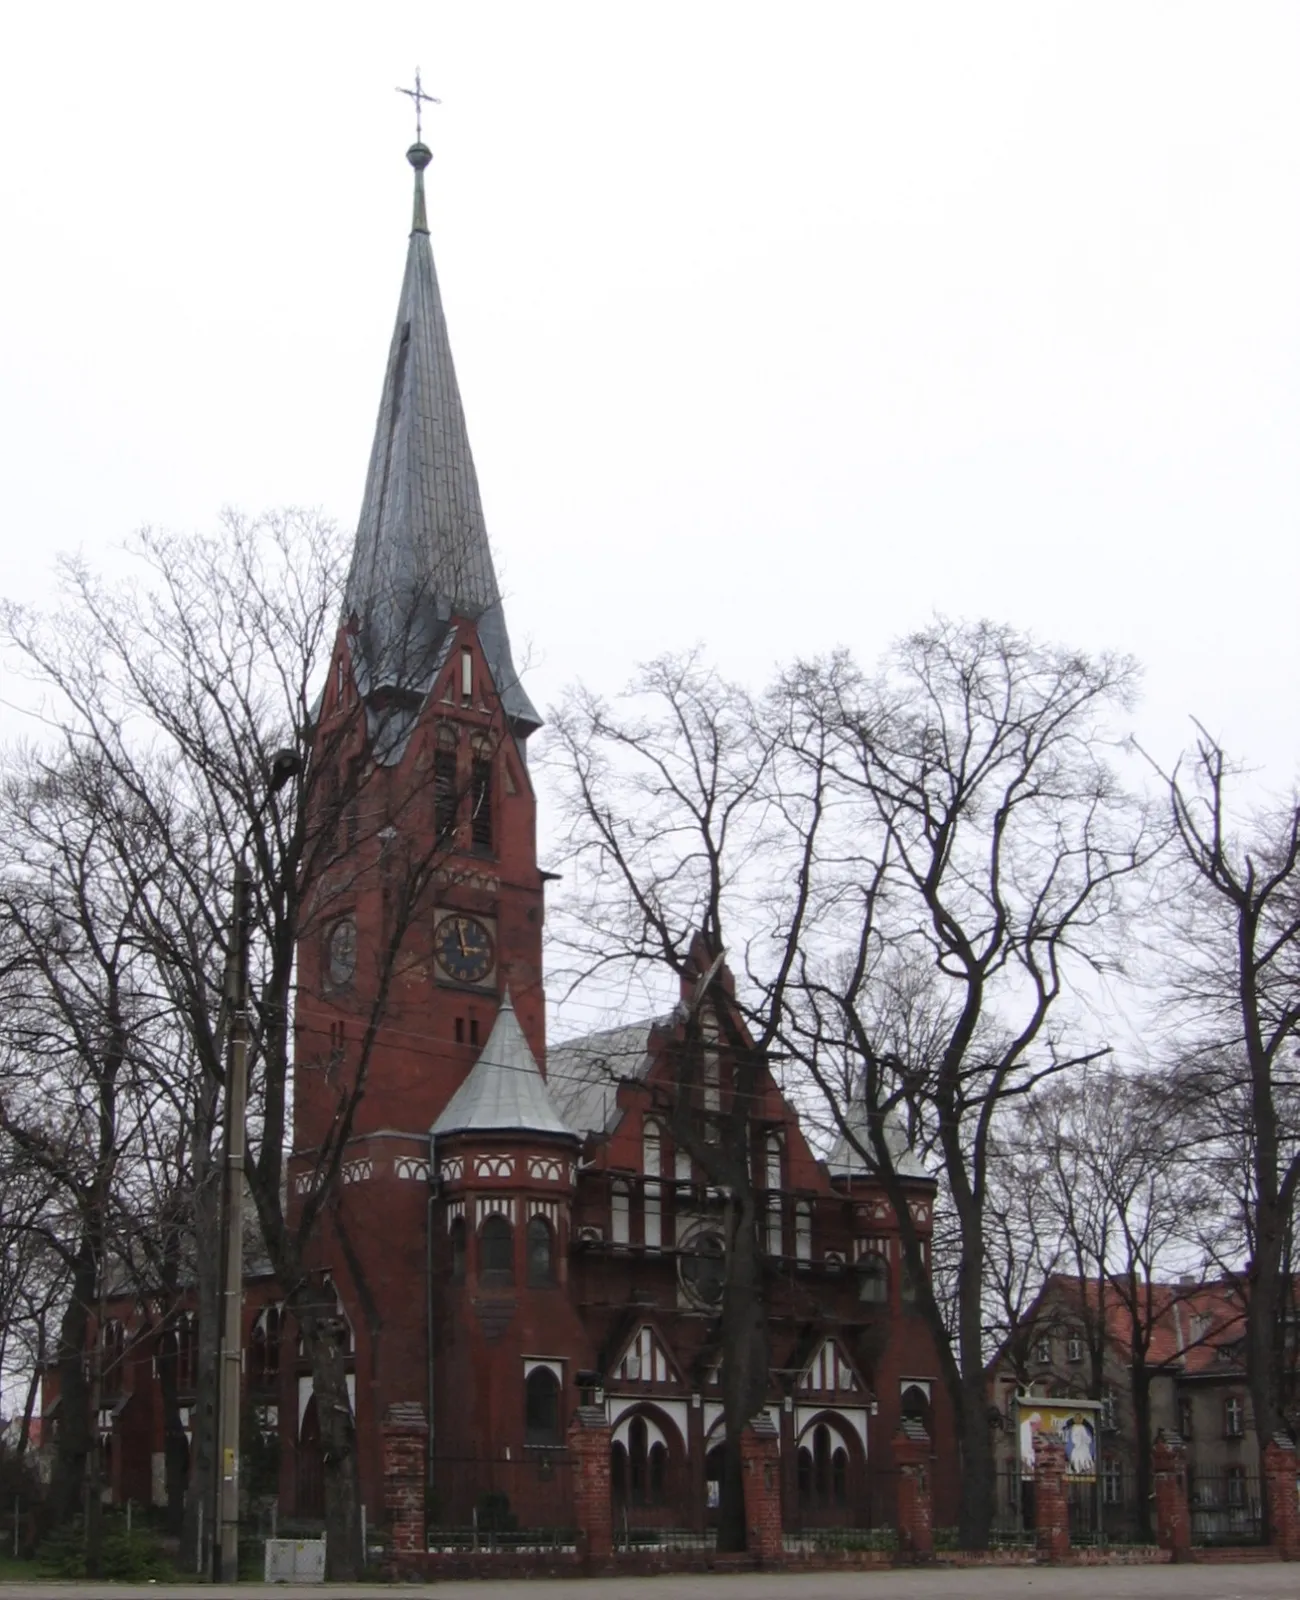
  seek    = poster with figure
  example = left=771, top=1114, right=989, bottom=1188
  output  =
left=1015, top=1396, right=1101, bottom=1482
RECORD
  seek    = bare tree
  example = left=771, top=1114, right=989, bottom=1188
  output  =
left=770, top=622, right=1154, bottom=1544
left=549, top=623, right=1154, bottom=1546
left=1, top=510, right=496, bottom=1578
left=547, top=655, right=820, bottom=1551
left=1015, top=1070, right=1219, bottom=1535
left=1152, top=729, right=1300, bottom=1453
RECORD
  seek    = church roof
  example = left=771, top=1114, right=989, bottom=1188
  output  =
left=546, top=1016, right=669, bottom=1136
left=345, top=141, right=540, bottom=735
left=826, top=1100, right=929, bottom=1180
left=431, top=990, right=576, bottom=1141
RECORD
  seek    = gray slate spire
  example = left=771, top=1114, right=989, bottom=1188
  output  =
left=345, top=142, right=540, bottom=734
left=431, top=990, right=576, bottom=1141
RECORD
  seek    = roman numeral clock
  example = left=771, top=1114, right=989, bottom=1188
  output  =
left=433, top=910, right=497, bottom=988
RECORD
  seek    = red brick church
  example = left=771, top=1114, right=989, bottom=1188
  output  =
left=80, top=136, right=957, bottom=1541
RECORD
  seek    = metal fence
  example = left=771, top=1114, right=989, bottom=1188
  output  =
left=427, top=1449, right=575, bottom=1537
left=1188, top=1470, right=1264, bottom=1546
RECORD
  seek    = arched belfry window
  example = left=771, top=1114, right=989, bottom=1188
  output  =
left=434, top=724, right=458, bottom=844
left=470, top=735, right=493, bottom=851
left=526, top=1215, right=555, bottom=1286
left=480, top=1214, right=514, bottom=1286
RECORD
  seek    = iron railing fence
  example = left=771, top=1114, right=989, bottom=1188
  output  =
left=1188, top=1470, right=1264, bottom=1546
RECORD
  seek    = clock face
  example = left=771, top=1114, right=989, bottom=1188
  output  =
left=434, top=914, right=495, bottom=986
left=326, top=917, right=357, bottom=987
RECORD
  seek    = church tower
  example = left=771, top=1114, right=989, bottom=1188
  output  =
left=287, top=133, right=572, bottom=1518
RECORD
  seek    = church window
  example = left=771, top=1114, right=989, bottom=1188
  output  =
left=434, top=746, right=458, bottom=844
left=1101, top=1456, right=1122, bottom=1505
left=454, top=1018, right=464, bottom=1044
left=469, top=1018, right=480, bottom=1047
left=611, top=1181, right=630, bottom=1246
left=479, top=1214, right=514, bottom=1286
left=1224, top=1395, right=1244, bottom=1437
left=901, top=1260, right=921, bottom=1303
left=832, top=1445, right=848, bottom=1507
left=470, top=749, right=493, bottom=850
left=643, top=1122, right=662, bottom=1250
left=449, top=1217, right=466, bottom=1284
left=794, top=1200, right=812, bottom=1264
left=674, top=1147, right=692, bottom=1188
left=858, top=1255, right=889, bottom=1305
left=524, top=1366, right=561, bottom=1446
left=1178, top=1396, right=1193, bottom=1439
left=461, top=647, right=473, bottom=702
left=250, top=1305, right=282, bottom=1385
left=765, top=1133, right=782, bottom=1191
left=526, top=1216, right=555, bottom=1286
left=680, top=1231, right=725, bottom=1305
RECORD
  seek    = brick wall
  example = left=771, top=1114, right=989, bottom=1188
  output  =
left=740, top=1417, right=783, bottom=1564
left=381, top=1403, right=428, bottom=1554
left=893, top=1428, right=933, bottom=1558
left=1033, top=1438, right=1070, bottom=1561
left=1263, top=1436, right=1300, bottom=1559
left=1151, top=1432, right=1191, bottom=1560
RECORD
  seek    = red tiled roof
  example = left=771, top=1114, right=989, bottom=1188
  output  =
left=1036, top=1273, right=1249, bottom=1372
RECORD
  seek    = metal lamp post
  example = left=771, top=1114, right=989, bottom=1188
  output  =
left=214, top=858, right=251, bottom=1582
left=212, top=748, right=299, bottom=1582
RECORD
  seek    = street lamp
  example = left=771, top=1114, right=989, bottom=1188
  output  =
left=213, top=749, right=300, bottom=1583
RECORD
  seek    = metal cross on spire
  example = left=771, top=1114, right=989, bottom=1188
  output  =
left=396, top=68, right=440, bottom=143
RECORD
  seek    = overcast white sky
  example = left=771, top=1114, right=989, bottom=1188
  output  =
left=1, top=3, right=1296, bottom=800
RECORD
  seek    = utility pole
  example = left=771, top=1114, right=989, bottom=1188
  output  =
left=214, top=859, right=252, bottom=1582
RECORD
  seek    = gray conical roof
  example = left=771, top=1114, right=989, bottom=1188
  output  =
left=345, top=143, right=540, bottom=735
left=431, top=991, right=576, bottom=1141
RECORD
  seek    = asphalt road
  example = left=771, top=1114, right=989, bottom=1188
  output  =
left=0, top=1564, right=1296, bottom=1599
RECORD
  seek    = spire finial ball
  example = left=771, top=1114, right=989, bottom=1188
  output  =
left=407, top=142, right=433, bottom=172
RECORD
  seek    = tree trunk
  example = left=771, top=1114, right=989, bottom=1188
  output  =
left=294, top=1288, right=362, bottom=1581
left=181, top=1144, right=220, bottom=1575
left=49, top=1238, right=95, bottom=1528
left=1132, top=1365, right=1154, bottom=1542
left=716, top=1189, right=769, bottom=1553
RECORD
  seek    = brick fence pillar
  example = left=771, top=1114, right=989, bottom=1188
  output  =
left=380, top=1402, right=428, bottom=1555
left=893, top=1424, right=933, bottom=1559
left=1151, top=1431, right=1191, bottom=1561
left=740, top=1413, right=784, bottom=1565
left=567, top=1405, right=613, bottom=1571
left=1033, top=1437, right=1070, bottom=1561
left=1263, top=1434, right=1300, bottom=1559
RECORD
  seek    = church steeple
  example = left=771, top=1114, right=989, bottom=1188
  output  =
left=345, top=141, right=540, bottom=735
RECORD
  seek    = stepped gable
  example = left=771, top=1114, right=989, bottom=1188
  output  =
left=432, top=989, right=576, bottom=1140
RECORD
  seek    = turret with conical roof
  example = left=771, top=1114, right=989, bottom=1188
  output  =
left=345, top=142, right=539, bottom=736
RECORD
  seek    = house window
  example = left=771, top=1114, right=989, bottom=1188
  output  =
left=526, top=1216, right=555, bottom=1286
left=1178, top=1396, right=1193, bottom=1440
left=479, top=1214, right=514, bottom=1286
left=1224, top=1396, right=1244, bottom=1438
left=794, top=1201, right=812, bottom=1264
left=1100, top=1388, right=1119, bottom=1431
left=524, top=1366, right=561, bottom=1446
left=1101, top=1457, right=1122, bottom=1506
left=1226, top=1464, right=1246, bottom=1506
left=1035, top=1336, right=1052, bottom=1365
left=1067, top=1334, right=1083, bottom=1364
